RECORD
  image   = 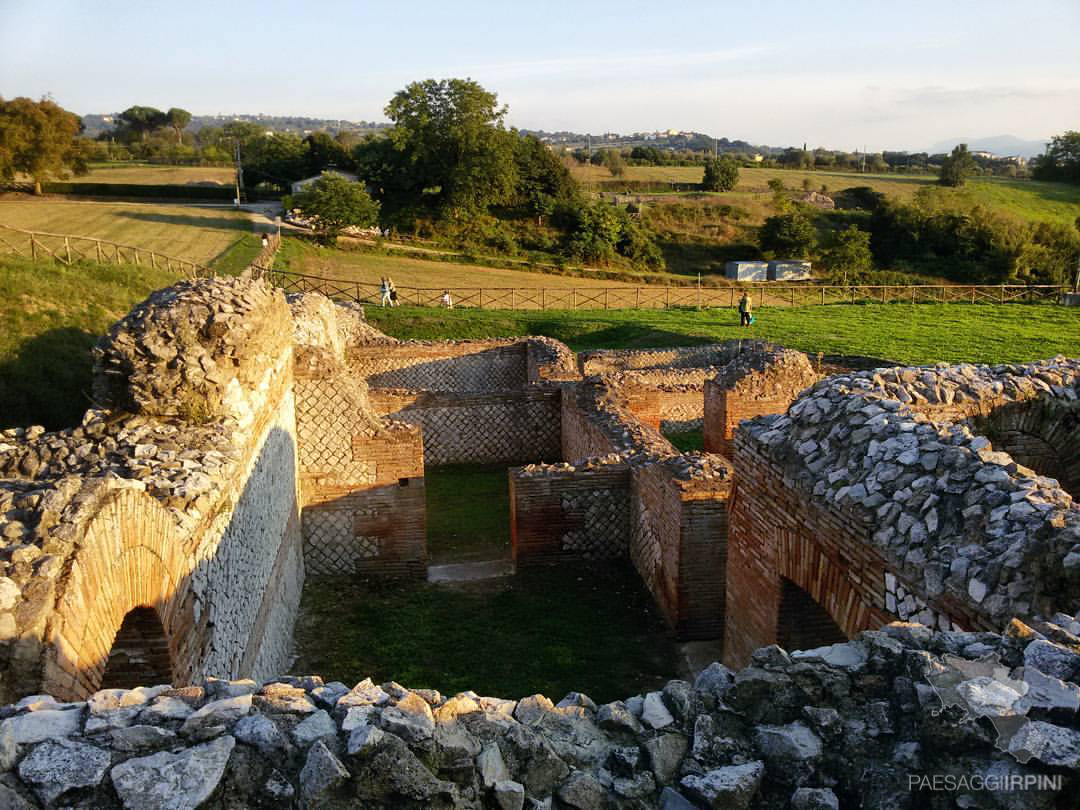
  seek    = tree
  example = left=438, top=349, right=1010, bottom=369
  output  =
left=303, top=131, right=355, bottom=176
left=601, top=149, right=625, bottom=177
left=702, top=156, right=739, bottom=191
left=0, top=97, right=87, bottom=194
left=118, top=106, right=167, bottom=142
left=1032, top=131, right=1080, bottom=184
left=165, top=108, right=191, bottom=145
left=381, top=78, right=517, bottom=217
left=939, top=143, right=976, bottom=187
left=823, top=225, right=873, bottom=283
left=759, top=211, right=816, bottom=258
left=513, top=134, right=578, bottom=224
left=292, top=174, right=380, bottom=245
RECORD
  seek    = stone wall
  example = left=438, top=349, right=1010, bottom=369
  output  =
left=370, top=389, right=561, bottom=467
left=2, top=615, right=1079, bottom=808
left=349, top=341, right=528, bottom=391
left=0, top=277, right=303, bottom=702
left=725, top=358, right=1080, bottom=668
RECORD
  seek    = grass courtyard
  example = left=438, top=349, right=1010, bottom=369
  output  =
left=292, top=559, right=678, bottom=703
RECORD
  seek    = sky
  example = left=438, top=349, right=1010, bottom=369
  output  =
left=1, top=0, right=1077, bottom=152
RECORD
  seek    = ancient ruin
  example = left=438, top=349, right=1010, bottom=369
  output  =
left=0, top=274, right=1077, bottom=808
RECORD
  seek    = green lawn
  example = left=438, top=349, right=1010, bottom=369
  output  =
left=666, top=428, right=704, bottom=453
left=291, top=562, right=679, bottom=702
left=426, top=464, right=512, bottom=564
left=0, top=256, right=180, bottom=429
left=365, top=302, right=1080, bottom=365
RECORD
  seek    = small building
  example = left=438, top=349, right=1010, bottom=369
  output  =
left=768, top=261, right=812, bottom=281
left=725, top=261, right=769, bottom=281
left=290, top=170, right=359, bottom=195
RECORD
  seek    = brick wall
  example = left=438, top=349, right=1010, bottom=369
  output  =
left=348, top=341, right=527, bottom=391
left=723, top=429, right=984, bottom=669
left=369, top=389, right=562, bottom=466
left=294, top=347, right=427, bottom=578
left=510, top=464, right=631, bottom=565
left=704, top=386, right=801, bottom=457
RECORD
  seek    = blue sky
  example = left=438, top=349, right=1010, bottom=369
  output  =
left=2, top=0, right=1077, bottom=151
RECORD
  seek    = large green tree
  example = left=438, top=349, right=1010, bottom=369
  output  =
left=759, top=211, right=817, bottom=258
left=379, top=78, right=517, bottom=217
left=165, top=107, right=191, bottom=145
left=702, top=156, right=739, bottom=191
left=0, top=97, right=87, bottom=194
left=938, top=143, right=976, bottom=187
left=823, top=225, right=873, bottom=282
left=1032, top=131, right=1080, bottom=184
left=292, top=174, right=380, bottom=245
left=117, top=105, right=167, bottom=142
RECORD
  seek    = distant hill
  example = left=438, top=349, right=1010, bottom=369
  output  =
left=928, top=135, right=1048, bottom=159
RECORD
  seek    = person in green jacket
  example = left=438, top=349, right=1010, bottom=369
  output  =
left=738, top=291, right=753, bottom=326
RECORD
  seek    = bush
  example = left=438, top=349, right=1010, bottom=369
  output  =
left=759, top=212, right=816, bottom=258
left=702, top=157, right=739, bottom=192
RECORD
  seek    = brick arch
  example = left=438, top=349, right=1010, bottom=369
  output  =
left=978, top=399, right=1080, bottom=498
left=774, top=530, right=883, bottom=642
left=42, top=487, right=199, bottom=701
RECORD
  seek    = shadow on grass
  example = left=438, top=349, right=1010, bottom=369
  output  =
left=0, top=327, right=96, bottom=429
left=120, top=211, right=251, bottom=232
left=292, top=560, right=680, bottom=702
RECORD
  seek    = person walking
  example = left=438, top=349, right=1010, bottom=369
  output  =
left=441, top=289, right=454, bottom=309
left=738, top=291, right=753, bottom=327
left=388, top=278, right=399, bottom=307
left=380, top=277, right=392, bottom=307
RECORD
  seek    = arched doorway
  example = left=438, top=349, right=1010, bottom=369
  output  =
left=100, top=607, right=174, bottom=690
left=776, top=577, right=848, bottom=653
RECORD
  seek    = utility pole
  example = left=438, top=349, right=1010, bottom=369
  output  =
left=234, top=142, right=244, bottom=207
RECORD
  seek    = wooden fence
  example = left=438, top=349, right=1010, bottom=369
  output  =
left=0, top=224, right=213, bottom=278
left=262, top=268, right=1068, bottom=310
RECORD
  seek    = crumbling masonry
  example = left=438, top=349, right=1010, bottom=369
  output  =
left=0, top=275, right=1077, bottom=808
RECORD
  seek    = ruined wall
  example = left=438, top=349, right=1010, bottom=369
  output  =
left=703, top=347, right=820, bottom=457
left=976, top=397, right=1080, bottom=497
left=725, top=358, right=1080, bottom=669
left=370, top=389, right=561, bottom=466
left=4, top=614, right=1079, bottom=808
left=289, top=297, right=426, bottom=578
left=510, top=462, right=631, bottom=565
left=348, top=341, right=528, bottom=391
left=631, top=457, right=732, bottom=640
left=0, top=278, right=303, bottom=701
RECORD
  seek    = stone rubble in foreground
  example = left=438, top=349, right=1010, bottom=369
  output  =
left=0, top=618, right=1079, bottom=808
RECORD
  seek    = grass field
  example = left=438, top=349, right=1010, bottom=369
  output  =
left=277, top=239, right=666, bottom=288
left=365, top=303, right=1080, bottom=365
left=291, top=562, right=678, bottom=702
left=0, top=256, right=180, bottom=428
left=426, top=463, right=513, bottom=564
left=0, top=198, right=257, bottom=268
left=573, top=164, right=1080, bottom=226
left=75, top=163, right=235, bottom=186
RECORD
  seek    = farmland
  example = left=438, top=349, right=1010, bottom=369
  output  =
left=70, top=162, right=235, bottom=186
left=0, top=198, right=257, bottom=267
left=572, top=163, right=1080, bottom=226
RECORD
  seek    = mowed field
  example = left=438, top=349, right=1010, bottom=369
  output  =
left=572, top=164, right=1080, bottom=225
left=74, top=163, right=235, bottom=186
left=280, top=241, right=644, bottom=289
left=0, top=198, right=256, bottom=266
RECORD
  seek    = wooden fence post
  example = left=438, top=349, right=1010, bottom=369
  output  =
left=30, top=236, right=36, bottom=261
left=64, top=238, right=72, bottom=265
